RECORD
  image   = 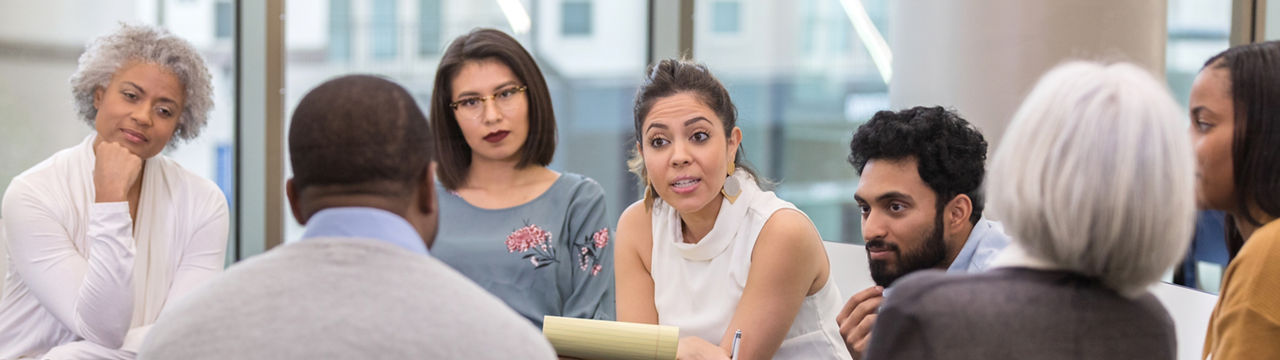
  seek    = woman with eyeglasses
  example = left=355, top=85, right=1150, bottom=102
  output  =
left=427, top=28, right=614, bottom=327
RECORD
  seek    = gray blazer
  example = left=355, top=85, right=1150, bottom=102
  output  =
left=863, top=268, right=1175, bottom=360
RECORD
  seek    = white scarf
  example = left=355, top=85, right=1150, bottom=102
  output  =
left=74, top=135, right=175, bottom=331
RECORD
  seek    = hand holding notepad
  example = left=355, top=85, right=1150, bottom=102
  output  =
left=542, top=316, right=679, bottom=360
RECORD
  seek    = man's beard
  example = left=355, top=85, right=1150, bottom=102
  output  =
left=867, top=211, right=947, bottom=287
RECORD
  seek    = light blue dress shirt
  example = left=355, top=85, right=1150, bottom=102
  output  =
left=301, top=207, right=428, bottom=255
left=946, top=218, right=1011, bottom=273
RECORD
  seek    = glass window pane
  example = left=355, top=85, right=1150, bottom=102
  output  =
left=711, top=1, right=740, bottom=34
left=562, top=1, right=592, bottom=36
left=695, top=0, right=889, bottom=244
left=419, top=0, right=442, bottom=55
left=1165, top=0, right=1231, bottom=294
left=1165, top=0, right=1231, bottom=108
left=371, top=0, right=400, bottom=60
left=329, top=0, right=352, bottom=62
left=216, top=1, right=234, bottom=39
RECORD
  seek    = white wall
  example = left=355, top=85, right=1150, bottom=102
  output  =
left=0, top=1, right=140, bottom=45
left=889, top=0, right=1167, bottom=152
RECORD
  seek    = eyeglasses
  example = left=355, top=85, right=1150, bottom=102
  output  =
left=449, top=85, right=528, bottom=121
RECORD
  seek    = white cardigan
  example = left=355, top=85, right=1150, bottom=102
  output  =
left=0, top=135, right=228, bottom=359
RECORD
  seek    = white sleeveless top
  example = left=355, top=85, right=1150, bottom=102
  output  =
left=650, top=171, right=852, bottom=360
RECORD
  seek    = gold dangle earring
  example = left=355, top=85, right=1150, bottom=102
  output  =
left=644, top=180, right=658, bottom=210
left=721, top=162, right=741, bottom=203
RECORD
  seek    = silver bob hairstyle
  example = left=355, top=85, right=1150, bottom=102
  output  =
left=70, top=23, right=213, bottom=147
left=987, top=61, right=1196, bottom=297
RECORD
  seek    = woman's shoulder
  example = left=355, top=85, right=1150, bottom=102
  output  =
left=890, top=268, right=1168, bottom=314
left=14, top=138, right=91, bottom=180
left=617, top=200, right=653, bottom=241
left=887, top=269, right=1045, bottom=310
left=880, top=269, right=953, bottom=305
left=3, top=140, right=92, bottom=205
left=880, top=269, right=1175, bottom=353
left=749, top=207, right=826, bottom=287
left=8, top=156, right=65, bottom=193
left=1232, top=219, right=1280, bottom=274
left=751, top=207, right=819, bottom=251
left=879, top=269, right=1056, bottom=324
left=756, top=206, right=812, bottom=232
left=618, top=200, right=650, bottom=226
left=1244, top=219, right=1280, bottom=254
left=545, top=172, right=608, bottom=213
left=743, top=187, right=803, bottom=220
left=1224, top=219, right=1280, bottom=301
left=556, top=172, right=606, bottom=197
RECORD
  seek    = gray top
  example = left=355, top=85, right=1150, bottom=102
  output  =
left=138, top=237, right=556, bottom=360
left=433, top=173, right=615, bottom=327
left=864, top=268, right=1176, bottom=360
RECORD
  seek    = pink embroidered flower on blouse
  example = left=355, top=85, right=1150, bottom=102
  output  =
left=509, top=223, right=558, bottom=269
left=573, top=228, right=611, bottom=276
left=506, top=224, right=552, bottom=253
left=592, top=228, right=609, bottom=249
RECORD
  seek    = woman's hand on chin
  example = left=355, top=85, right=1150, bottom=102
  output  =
left=93, top=140, right=143, bottom=203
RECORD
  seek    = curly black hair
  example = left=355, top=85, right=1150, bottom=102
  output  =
left=848, top=106, right=988, bottom=224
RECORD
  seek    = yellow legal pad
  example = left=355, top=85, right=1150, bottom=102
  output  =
left=542, top=316, right=679, bottom=360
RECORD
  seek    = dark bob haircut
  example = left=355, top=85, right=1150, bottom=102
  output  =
left=430, top=28, right=556, bottom=190
left=848, top=106, right=988, bottom=225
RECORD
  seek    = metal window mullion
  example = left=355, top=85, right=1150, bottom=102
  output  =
left=649, top=0, right=695, bottom=64
left=235, top=0, right=285, bottom=260
left=1231, top=0, right=1265, bottom=45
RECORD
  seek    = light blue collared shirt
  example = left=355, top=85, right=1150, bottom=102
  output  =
left=946, top=218, right=1011, bottom=273
left=301, top=207, right=428, bottom=255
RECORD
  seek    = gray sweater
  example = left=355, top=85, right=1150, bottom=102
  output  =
left=864, top=268, right=1176, bottom=360
left=138, top=237, right=557, bottom=359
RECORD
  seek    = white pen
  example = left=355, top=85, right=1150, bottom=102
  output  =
left=730, top=329, right=742, bottom=360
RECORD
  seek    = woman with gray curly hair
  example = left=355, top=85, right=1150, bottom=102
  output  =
left=0, top=24, right=227, bottom=359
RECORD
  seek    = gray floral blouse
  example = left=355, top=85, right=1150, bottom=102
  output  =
left=432, top=173, right=615, bottom=327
